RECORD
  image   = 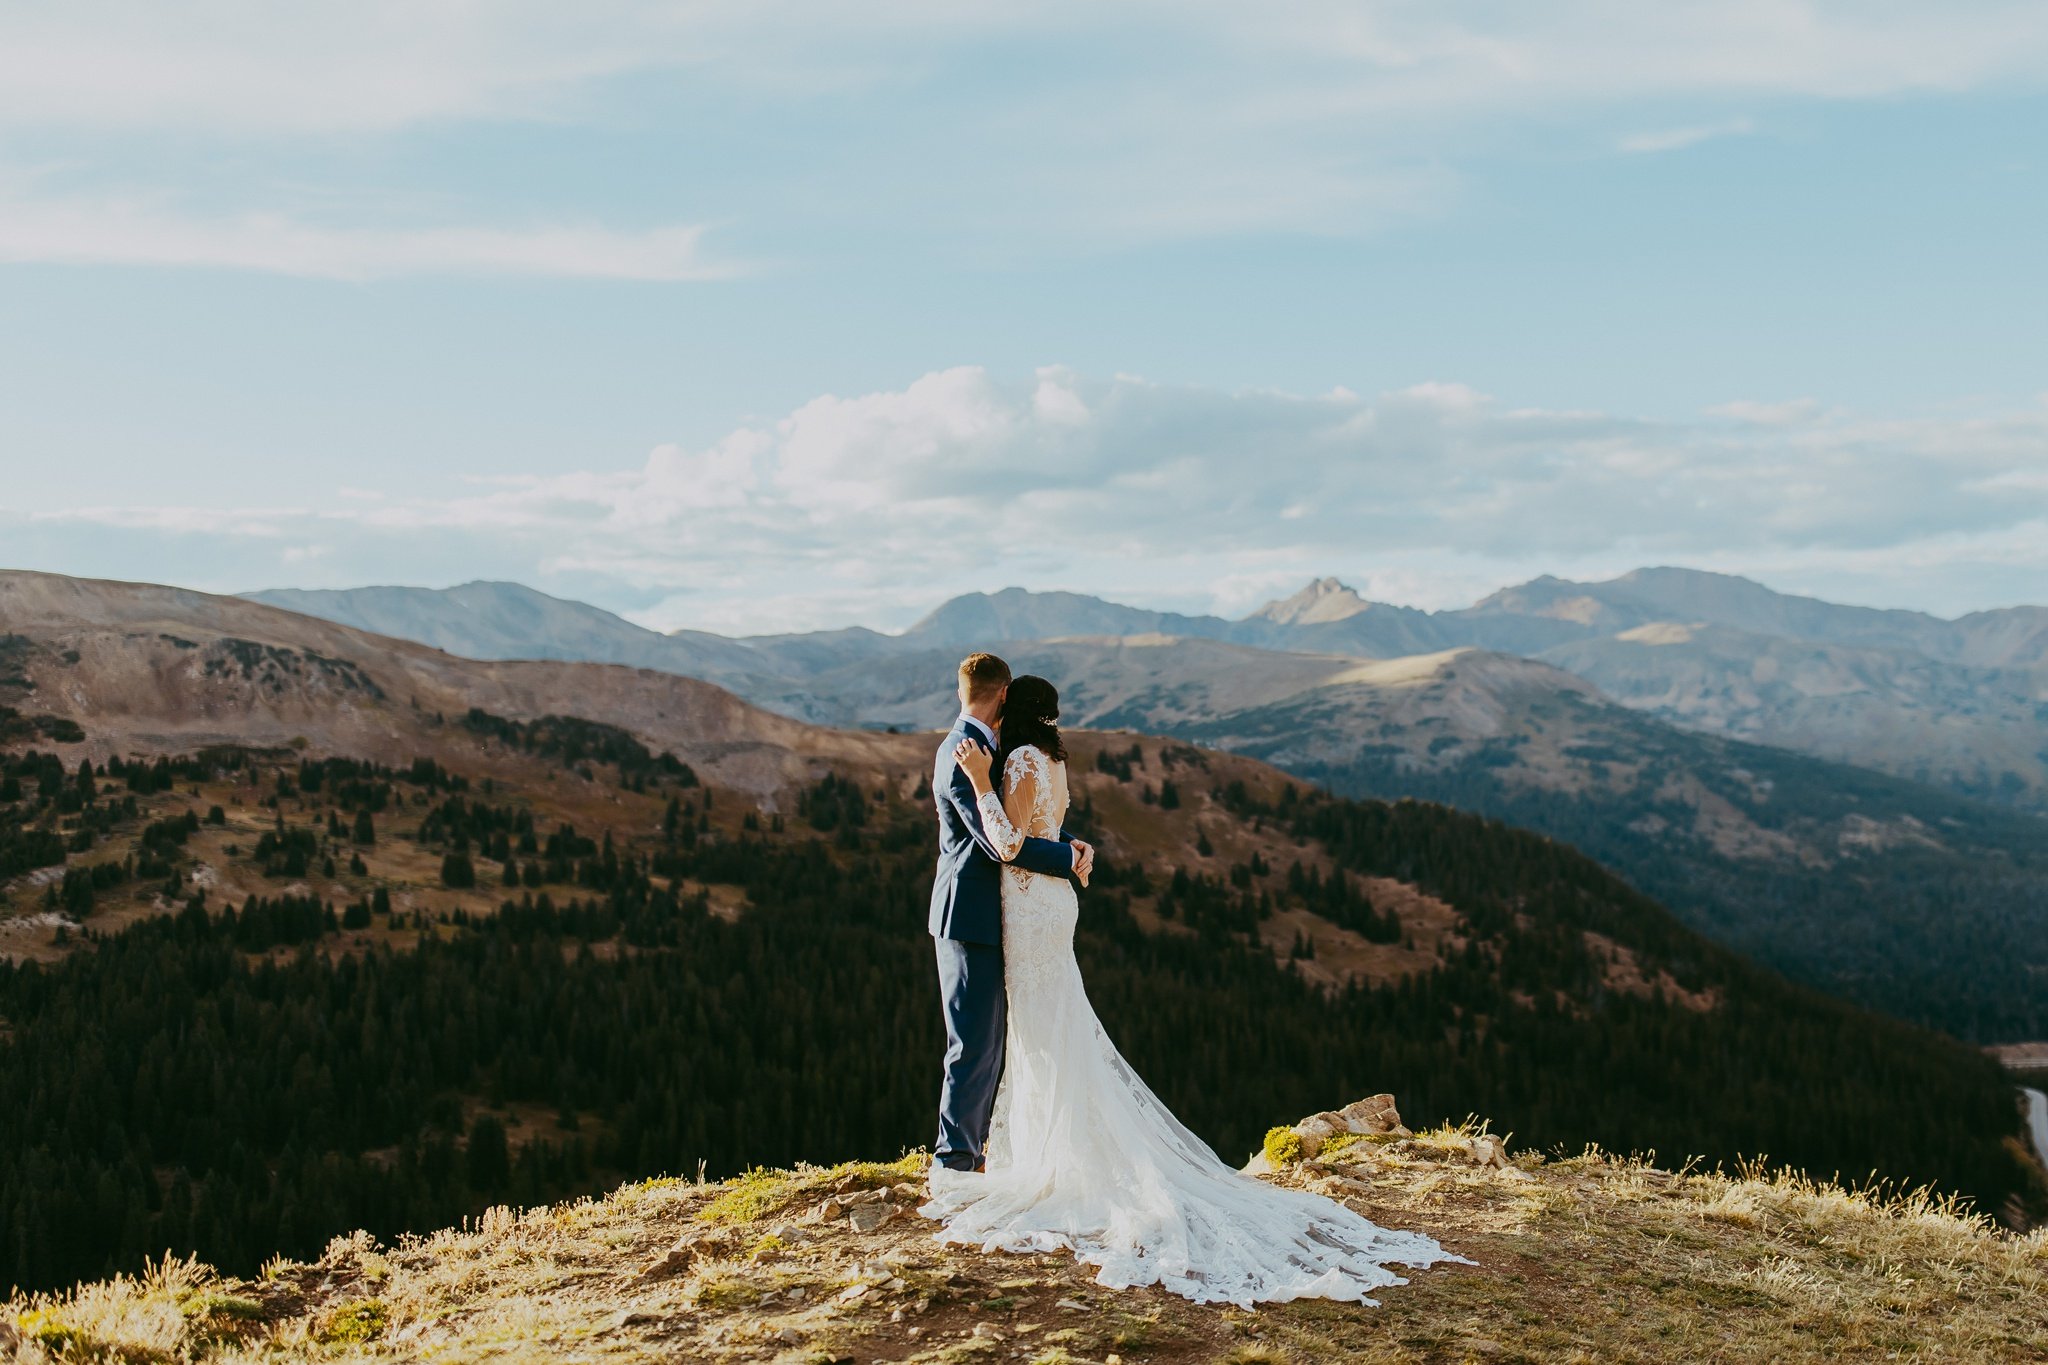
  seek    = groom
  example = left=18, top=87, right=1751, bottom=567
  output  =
left=929, top=652, right=1093, bottom=1176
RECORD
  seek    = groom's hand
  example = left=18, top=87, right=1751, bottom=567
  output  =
left=1071, top=839, right=1095, bottom=886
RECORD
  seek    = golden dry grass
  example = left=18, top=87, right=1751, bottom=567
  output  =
left=9, top=1126, right=2044, bottom=1365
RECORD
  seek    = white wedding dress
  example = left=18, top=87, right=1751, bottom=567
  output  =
left=919, top=744, right=1463, bottom=1307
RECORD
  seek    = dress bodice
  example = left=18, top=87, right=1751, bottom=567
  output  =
left=974, top=744, right=1068, bottom=863
left=1001, top=744, right=1068, bottom=841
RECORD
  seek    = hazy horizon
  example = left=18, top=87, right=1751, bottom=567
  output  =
left=196, top=562, right=2048, bottom=639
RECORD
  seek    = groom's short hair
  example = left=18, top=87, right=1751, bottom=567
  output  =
left=958, top=652, right=1011, bottom=704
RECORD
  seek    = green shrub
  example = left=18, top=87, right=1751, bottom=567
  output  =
left=315, top=1299, right=387, bottom=1345
left=1262, top=1126, right=1304, bottom=1166
left=1316, top=1131, right=1365, bottom=1163
left=15, top=1308, right=85, bottom=1353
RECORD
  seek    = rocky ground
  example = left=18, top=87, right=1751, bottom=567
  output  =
left=8, top=1103, right=2046, bottom=1365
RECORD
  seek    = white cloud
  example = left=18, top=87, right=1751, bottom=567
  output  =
left=0, top=3, right=2045, bottom=264
left=32, top=505, right=302, bottom=537
left=1709, top=398, right=1826, bottom=426
left=0, top=3, right=686, bottom=135
left=25, top=367, right=2048, bottom=631
left=5, top=4, right=2046, bottom=137
left=0, top=179, right=732, bottom=281
left=1619, top=118, right=1756, bottom=153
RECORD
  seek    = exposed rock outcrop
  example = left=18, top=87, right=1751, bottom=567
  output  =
left=1245, top=1092, right=1412, bottom=1171
left=1245, top=1094, right=1524, bottom=1182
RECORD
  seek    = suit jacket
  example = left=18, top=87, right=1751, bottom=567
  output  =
left=928, top=716, right=1074, bottom=946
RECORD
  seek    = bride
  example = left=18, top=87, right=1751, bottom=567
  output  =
left=918, top=675, right=1463, bottom=1308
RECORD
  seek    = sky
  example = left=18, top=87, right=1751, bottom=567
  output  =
left=0, top=2, right=2044, bottom=634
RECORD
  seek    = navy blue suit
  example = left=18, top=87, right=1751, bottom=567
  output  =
left=930, top=715, right=1074, bottom=1171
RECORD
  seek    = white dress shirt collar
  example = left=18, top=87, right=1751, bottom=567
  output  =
left=958, top=713, right=997, bottom=748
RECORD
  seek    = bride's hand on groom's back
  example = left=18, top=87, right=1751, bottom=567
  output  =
left=953, top=737, right=995, bottom=792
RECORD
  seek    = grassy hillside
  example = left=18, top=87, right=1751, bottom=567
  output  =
left=7, top=1121, right=2045, bottom=1365
left=1197, top=674, right=2048, bottom=1042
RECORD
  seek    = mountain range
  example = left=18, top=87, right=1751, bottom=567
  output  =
left=246, top=570, right=2048, bottom=1038
left=250, top=568, right=2048, bottom=812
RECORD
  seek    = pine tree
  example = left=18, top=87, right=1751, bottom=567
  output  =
left=466, top=1116, right=510, bottom=1194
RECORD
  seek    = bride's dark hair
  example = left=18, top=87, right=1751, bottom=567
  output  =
left=996, top=674, right=1067, bottom=775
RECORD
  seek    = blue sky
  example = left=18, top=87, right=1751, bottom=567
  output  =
left=0, top=3, right=2044, bottom=633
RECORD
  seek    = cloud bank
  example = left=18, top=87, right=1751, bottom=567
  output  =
left=0, top=182, right=731, bottom=281
left=13, top=367, right=2046, bottom=632
left=4, top=2, right=2048, bottom=273
left=7, top=3, right=2047, bottom=137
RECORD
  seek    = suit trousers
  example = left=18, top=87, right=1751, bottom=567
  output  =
left=932, top=934, right=1005, bottom=1171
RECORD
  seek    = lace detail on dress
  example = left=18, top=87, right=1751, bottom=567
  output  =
left=924, top=743, right=1464, bottom=1308
left=1002, top=744, right=1063, bottom=837
left=973, top=744, right=1066, bottom=874
left=975, top=791, right=1027, bottom=863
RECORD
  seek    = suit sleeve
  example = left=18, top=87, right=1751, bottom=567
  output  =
left=946, top=763, right=1073, bottom=876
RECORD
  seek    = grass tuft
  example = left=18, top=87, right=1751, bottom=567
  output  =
left=313, top=1297, right=387, bottom=1345
left=1315, top=1131, right=1366, bottom=1163
left=697, top=1153, right=927, bottom=1226
left=1220, top=1346, right=1292, bottom=1364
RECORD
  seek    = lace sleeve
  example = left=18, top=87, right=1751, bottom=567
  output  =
left=1005, top=746, right=1050, bottom=836
left=977, top=785, right=1026, bottom=862
left=975, top=746, right=1049, bottom=862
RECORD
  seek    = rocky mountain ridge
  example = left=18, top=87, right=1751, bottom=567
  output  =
left=0, top=570, right=897, bottom=798
left=246, top=567, right=2048, bottom=815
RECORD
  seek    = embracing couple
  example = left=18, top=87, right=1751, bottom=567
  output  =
left=917, top=652, right=1461, bottom=1308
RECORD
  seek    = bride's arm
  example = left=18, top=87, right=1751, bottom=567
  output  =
left=974, top=780, right=1028, bottom=863
left=953, top=741, right=1073, bottom=876
left=953, top=738, right=1031, bottom=864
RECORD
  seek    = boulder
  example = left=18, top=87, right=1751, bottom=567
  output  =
left=1471, top=1134, right=1510, bottom=1170
left=1290, top=1095, right=1414, bottom=1157
left=1442, top=1133, right=1511, bottom=1169
left=640, top=1229, right=732, bottom=1281
left=847, top=1203, right=899, bottom=1234
left=1338, top=1094, right=1404, bottom=1135
left=1292, top=1112, right=1348, bottom=1158
left=1243, top=1094, right=1416, bottom=1171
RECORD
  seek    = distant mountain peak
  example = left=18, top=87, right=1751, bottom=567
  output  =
left=904, top=588, right=1235, bottom=646
left=1615, top=566, right=1752, bottom=588
left=1249, top=577, right=1373, bottom=626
